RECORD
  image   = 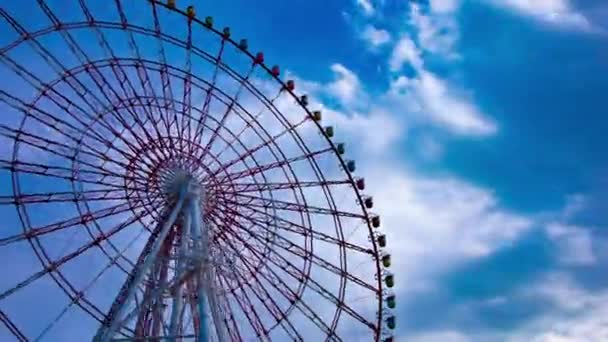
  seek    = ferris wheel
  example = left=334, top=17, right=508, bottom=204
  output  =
left=0, top=1, right=395, bottom=341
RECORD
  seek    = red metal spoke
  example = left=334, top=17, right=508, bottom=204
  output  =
left=216, top=205, right=378, bottom=294
left=0, top=15, right=167, bottom=169
left=0, top=188, right=130, bottom=205
left=204, top=114, right=313, bottom=178
left=150, top=1, right=178, bottom=128
left=0, top=207, right=149, bottom=302
left=209, top=275, right=244, bottom=341
left=211, top=147, right=333, bottom=183
left=213, top=242, right=304, bottom=341
left=190, top=36, right=227, bottom=147
left=0, top=200, right=144, bottom=248
left=224, top=201, right=374, bottom=256
left=0, top=55, right=163, bottom=169
left=215, top=270, right=270, bottom=340
left=195, top=63, right=256, bottom=163
left=32, top=225, right=148, bottom=341
left=181, top=20, right=194, bottom=156
left=0, top=124, right=150, bottom=187
left=209, top=215, right=340, bottom=340
left=212, top=213, right=376, bottom=334
left=217, top=179, right=353, bottom=193
left=212, top=88, right=285, bottom=162
left=223, top=192, right=367, bottom=219
left=0, top=309, right=27, bottom=342
left=0, top=159, right=142, bottom=191
left=213, top=230, right=305, bottom=340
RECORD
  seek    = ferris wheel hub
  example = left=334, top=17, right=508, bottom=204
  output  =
left=162, top=168, right=204, bottom=201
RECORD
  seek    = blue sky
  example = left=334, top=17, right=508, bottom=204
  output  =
left=1, top=0, right=607, bottom=341
left=189, top=0, right=608, bottom=340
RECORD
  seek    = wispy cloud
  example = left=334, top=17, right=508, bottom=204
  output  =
left=361, top=25, right=391, bottom=47
left=356, top=0, right=375, bottom=16
left=488, top=0, right=592, bottom=30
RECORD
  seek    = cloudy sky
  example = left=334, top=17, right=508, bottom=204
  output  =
left=0, top=0, right=607, bottom=341
left=197, top=0, right=608, bottom=340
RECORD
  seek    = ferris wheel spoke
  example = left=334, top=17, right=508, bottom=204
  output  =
left=214, top=242, right=304, bottom=341
left=0, top=188, right=131, bottom=205
left=214, top=216, right=376, bottom=336
left=0, top=124, right=141, bottom=181
left=191, top=36, right=227, bottom=148
left=212, top=84, right=288, bottom=162
left=218, top=206, right=378, bottom=295
left=0, top=12, right=143, bottom=145
left=0, top=207, right=148, bottom=302
left=218, top=179, right=353, bottom=193
left=196, top=62, right=256, bottom=164
left=226, top=193, right=366, bottom=219
left=0, top=56, right=160, bottom=170
left=232, top=203, right=374, bottom=256
left=10, top=12, right=163, bottom=167
left=215, top=270, right=271, bottom=340
left=206, top=113, right=312, bottom=177
left=32, top=224, right=148, bottom=342
left=71, top=0, right=165, bottom=143
left=0, top=159, right=145, bottom=191
left=211, top=147, right=333, bottom=184
left=150, top=1, right=178, bottom=135
left=0, top=200, right=141, bottom=247
left=181, top=21, right=194, bottom=157
left=213, top=228, right=304, bottom=341
left=113, top=0, right=167, bottom=129
left=0, top=309, right=27, bottom=342
left=0, top=86, right=150, bottom=175
left=208, top=276, right=244, bottom=341
left=229, top=215, right=375, bottom=332
left=211, top=216, right=340, bottom=340
left=0, top=81, right=110, bottom=155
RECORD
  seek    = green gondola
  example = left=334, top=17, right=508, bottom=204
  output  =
left=382, top=254, right=391, bottom=268
left=336, top=143, right=345, bottom=154
left=204, top=16, right=213, bottom=28
left=377, top=234, right=386, bottom=247
left=385, top=274, right=394, bottom=288
left=386, top=294, right=396, bottom=309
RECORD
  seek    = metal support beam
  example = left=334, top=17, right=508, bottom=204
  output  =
left=97, top=183, right=188, bottom=341
left=168, top=201, right=191, bottom=341
left=190, top=198, right=209, bottom=342
left=98, top=172, right=227, bottom=341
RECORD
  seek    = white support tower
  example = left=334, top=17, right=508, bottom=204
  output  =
left=94, top=170, right=226, bottom=342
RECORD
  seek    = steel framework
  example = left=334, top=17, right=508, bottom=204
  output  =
left=0, top=1, right=395, bottom=341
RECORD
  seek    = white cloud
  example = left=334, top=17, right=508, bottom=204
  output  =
left=361, top=25, right=391, bottom=47
left=385, top=4, right=495, bottom=136
left=410, top=4, right=460, bottom=58
left=356, top=0, right=374, bottom=16
left=508, top=273, right=608, bottom=342
left=408, top=330, right=472, bottom=342
left=390, top=71, right=497, bottom=136
left=389, top=35, right=423, bottom=71
left=366, top=165, right=532, bottom=287
left=545, top=223, right=596, bottom=266
left=489, top=0, right=591, bottom=30
left=326, top=63, right=362, bottom=107
left=560, top=193, right=586, bottom=219
left=430, top=0, right=460, bottom=14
